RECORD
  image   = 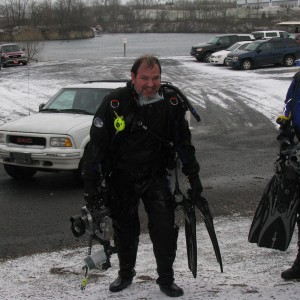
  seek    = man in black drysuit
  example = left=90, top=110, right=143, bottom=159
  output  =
left=82, top=55, right=203, bottom=297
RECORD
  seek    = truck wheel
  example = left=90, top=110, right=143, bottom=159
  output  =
left=4, top=164, right=37, bottom=180
left=73, top=164, right=83, bottom=184
left=204, top=52, right=212, bottom=63
left=73, top=150, right=87, bottom=184
left=283, top=55, right=295, bottom=67
left=241, top=59, right=252, bottom=70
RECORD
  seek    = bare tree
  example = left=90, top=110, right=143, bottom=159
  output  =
left=19, top=38, right=41, bottom=61
left=0, top=0, right=30, bottom=27
left=28, top=0, right=44, bottom=26
left=37, top=0, right=54, bottom=26
left=53, top=0, right=73, bottom=26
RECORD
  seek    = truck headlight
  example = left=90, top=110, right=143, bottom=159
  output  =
left=50, top=137, right=73, bottom=147
left=196, top=48, right=203, bottom=52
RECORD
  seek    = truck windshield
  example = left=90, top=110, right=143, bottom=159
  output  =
left=207, top=37, right=220, bottom=44
left=2, top=45, right=21, bottom=52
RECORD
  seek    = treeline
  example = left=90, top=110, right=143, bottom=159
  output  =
left=0, top=0, right=295, bottom=34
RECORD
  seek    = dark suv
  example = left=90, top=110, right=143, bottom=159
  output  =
left=226, top=38, right=300, bottom=70
left=0, top=43, right=28, bottom=68
left=190, top=34, right=255, bottom=62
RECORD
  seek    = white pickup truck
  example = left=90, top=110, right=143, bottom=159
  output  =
left=0, top=80, right=127, bottom=180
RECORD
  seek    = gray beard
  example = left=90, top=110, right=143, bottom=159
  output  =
left=136, top=93, right=164, bottom=106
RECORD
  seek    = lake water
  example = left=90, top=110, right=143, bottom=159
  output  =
left=36, top=33, right=217, bottom=61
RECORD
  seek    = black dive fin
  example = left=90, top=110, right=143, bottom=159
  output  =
left=184, top=200, right=197, bottom=278
left=194, top=194, right=223, bottom=273
left=257, top=173, right=299, bottom=251
left=248, top=175, right=277, bottom=244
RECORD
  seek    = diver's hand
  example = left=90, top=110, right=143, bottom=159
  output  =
left=83, top=181, right=102, bottom=211
left=188, top=174, right=203, bottom=201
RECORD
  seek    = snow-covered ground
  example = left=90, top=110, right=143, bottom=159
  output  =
left=1, top=216, right=299, bottom=300
left=1, top=55, right=300, bottom=299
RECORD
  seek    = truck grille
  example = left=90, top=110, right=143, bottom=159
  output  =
left=8, top=135, right=46, bottom=146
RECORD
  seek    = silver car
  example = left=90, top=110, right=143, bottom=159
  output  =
left=210, top=41, right=253, bottom=66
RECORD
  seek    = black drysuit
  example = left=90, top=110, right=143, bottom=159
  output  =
left=82, top=81, right=200, bottom=285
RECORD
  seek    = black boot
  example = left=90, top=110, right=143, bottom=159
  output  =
left=110, top=223, right=138, bottom=292
left=282, top=218, right=300, bottom=280
left=281, top=264, right=300, bottom=279
left=109, top=245, right=137, bottom=292
left=159, top=282, right=184, bottom=297
left=109, top=276, right=133, bottom=292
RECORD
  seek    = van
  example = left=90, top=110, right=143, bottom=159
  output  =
left=226, top=37, right=300, bottom=70
left=251, top=30, right=290, bottom=40
left=190, top=34, right=255, bottom=62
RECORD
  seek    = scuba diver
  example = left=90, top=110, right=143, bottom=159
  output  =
left=81, top=55, right=204, bottom=297
left=276, top=71, right=300, bottom=280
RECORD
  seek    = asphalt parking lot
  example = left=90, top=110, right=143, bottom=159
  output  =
left=0, top=58, right=289, bottom=259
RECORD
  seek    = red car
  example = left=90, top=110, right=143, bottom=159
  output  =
left=0, top=43, right=28, bottom=68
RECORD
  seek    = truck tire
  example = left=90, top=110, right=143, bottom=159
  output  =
left=73, top=148, right=88, bottom=184
left=73, top=161, right=83, bottom=184
left=204, top=52, right=213, bottom=63
left=4, top=164, right=37, bottom=180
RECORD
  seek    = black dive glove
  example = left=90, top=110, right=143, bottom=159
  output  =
left=83, top=181, right=102, bottom=212
left=276, top=116, right=294, bottom=155
left=188, top=174, right=203, bottom=201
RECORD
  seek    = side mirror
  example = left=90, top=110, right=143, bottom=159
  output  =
left=39, top=103, right=45, bottom=111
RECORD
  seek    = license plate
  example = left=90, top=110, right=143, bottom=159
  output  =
left=10, top=152, right=32, bottom=164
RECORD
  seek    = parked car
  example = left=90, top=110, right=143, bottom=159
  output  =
left=226, top=37, right=300, bottom=70
left=0, top=43, right=28, bottom=67
left=210, top=41, right=253, bottom=66
left=251, top=30, right=291, bottom=40
left=190, top=34, right=255, bottom=62
left=0, top=80, right=127, bottom=180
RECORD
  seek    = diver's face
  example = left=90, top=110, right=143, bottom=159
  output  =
left=131, top=63, right=161, bottom=98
